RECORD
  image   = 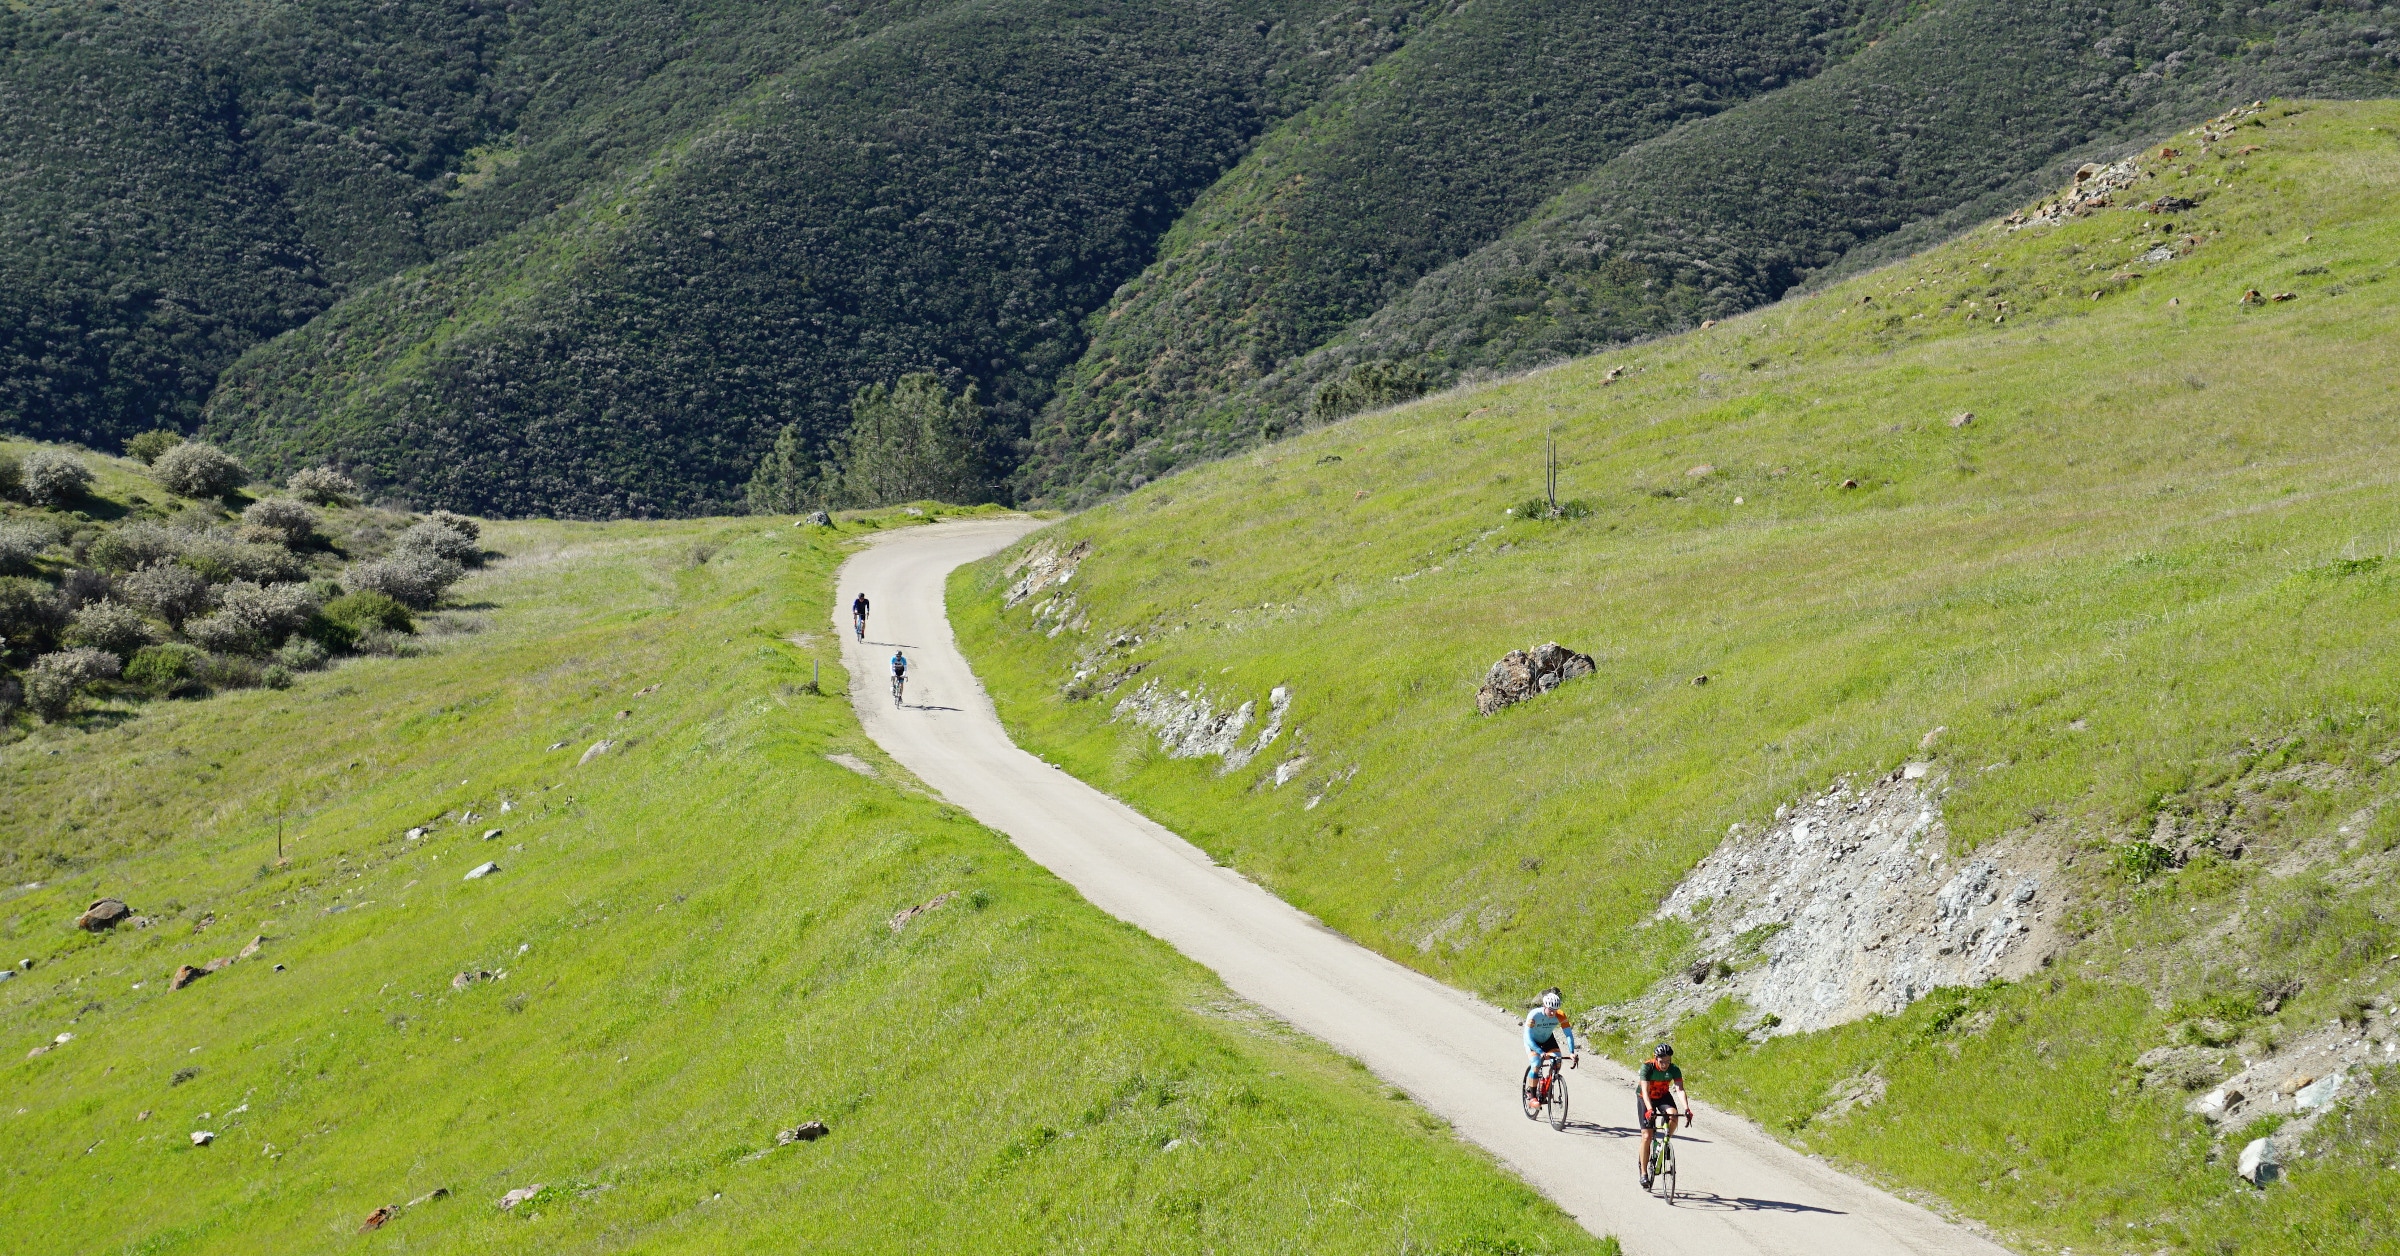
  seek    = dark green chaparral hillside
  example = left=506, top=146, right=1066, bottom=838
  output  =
left=1018, top=0, right=2400, bottom=505
left=957, top=102, right=2400, bottom=1254
left=0, top=499, right=1609, bottom=1254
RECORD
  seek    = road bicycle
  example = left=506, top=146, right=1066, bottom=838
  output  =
left=1520, top=1052, right=1570, bottom=1130
left=1640, top=1102, right=1680, bottom=1200
left=854, top=611, right=867, bottom=641
left=891, top=670, right=907, bottom=706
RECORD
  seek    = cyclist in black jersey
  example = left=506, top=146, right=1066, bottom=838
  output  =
left=851, top=593, right=870, bottom=639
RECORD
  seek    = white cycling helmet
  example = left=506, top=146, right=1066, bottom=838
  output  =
left=1539, top=990, right=1562, bottom=1010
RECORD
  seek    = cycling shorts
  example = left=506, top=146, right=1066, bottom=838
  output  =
left=1528, top=1034, right=1562, bottom=1059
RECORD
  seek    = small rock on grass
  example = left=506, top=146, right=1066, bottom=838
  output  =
left=777, top=1121, right=830, bottom=1144
left=578, top=740, right=615, bottom=766
left=482, top=828, right=504, bottom=842
left=452, top=970, right=495, bottom=991
left=238, top=935, right=265, bottom=961
left=406, top=1187, right=450, bottom=1208
left=190, top=1130, right=214, bottom=1146
left=360, top=1206, right=396, bottom=1232
left=498, top=1185, right=544, bottom=1210
left=171, top=964, right=206, bottom=990
left=464, top=862, right=500, bottom=881
left=2238, top=1136, right=2278, bottom=1185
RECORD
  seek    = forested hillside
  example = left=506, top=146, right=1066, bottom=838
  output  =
left=1013, top=0, right=1918, bottom=500
left=6, top=0, right=2400, bottom=515
left=203, top=0, right=1398, bottom=517
left=1017, top=0, right=2400, bottom=505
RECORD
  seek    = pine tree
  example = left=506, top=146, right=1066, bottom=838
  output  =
left=744, top=424, right=828, bottom=515
left=837, top=374, right=993, bottom=508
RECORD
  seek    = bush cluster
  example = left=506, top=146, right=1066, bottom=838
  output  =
left=122, top=430, right=183, bottom=465
left=20, top=450, right=94, bottom=508
left=285, top=466, right=356, bottom=506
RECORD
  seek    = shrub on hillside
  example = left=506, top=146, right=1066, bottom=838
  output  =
left=423, top=510, right=479, bottom=542
left=393, top=518, right=480, bottom=567
left=273, top=636, right=330, bottom=672
left=150, top=442, right=248, bottom=498
left=87, top=521, right=181, bottom=573
left=241, top=497, right=319, bottom=548
left=182, top=580, right=318, bottom=655
left=193, top=651, right=265, bottom=690
left=285, top=466, right=356, bottom=506
left=23, top=646, right=120, bottom=719
left=118, top=561, right=212, bottom=628
left=123, top=430, right=184, bottom=465
left=0, top=576, right=65, bottom=658
left=321, top=590, right=413, bottom=635
left=21, top=449, right=93, bottom=507
left=345, top=551, right=460, bottom=610
left=64, top=600, right=158, bottom=660
left=0, top=450, right=19, bottom=501
left=177, top=534, right=302, bottom=585
left=0, top=521, right=57, bottom=573
left=123, top=643, right=206, bottom=697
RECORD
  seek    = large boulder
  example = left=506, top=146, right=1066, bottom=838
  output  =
left=76, top=898, right=131, bottom=931
left=1475, top=642, right=1596, bottom=715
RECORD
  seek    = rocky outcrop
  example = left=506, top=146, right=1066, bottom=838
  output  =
left=1628, top=768, right=2058, bottom=1036
left=1475, top=643, right=1595, bottom=715
left=1003, top=539, right=1092, bottom=608
left=1113, top=683, right=1290, bottom=770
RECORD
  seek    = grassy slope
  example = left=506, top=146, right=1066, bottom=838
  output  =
left=956, top=101, right=2400, bottom=1253
left=0, top=509, right=1605, bottom=1254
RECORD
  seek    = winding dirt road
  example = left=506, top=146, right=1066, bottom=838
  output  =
left=837, top=517, right=2013, bottom=1256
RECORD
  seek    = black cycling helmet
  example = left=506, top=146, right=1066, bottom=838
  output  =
left=1654, top=1043, right=1674, bottom=1058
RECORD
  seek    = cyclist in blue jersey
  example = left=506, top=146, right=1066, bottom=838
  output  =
left=1524, top=988, right=1579, bottom=1074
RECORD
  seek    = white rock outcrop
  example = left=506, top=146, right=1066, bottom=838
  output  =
left=1644, top=768, right=2057, bottom=1034
left=1113, top=683, right=1291, bottom=771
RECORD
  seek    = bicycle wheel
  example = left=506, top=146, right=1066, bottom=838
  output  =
left=1547, top=1075, right=1569, bottom=1130
left=1657, top=1136, right=1677, bottom=1200
left=1521, top=1067, right=1544, bottom=1120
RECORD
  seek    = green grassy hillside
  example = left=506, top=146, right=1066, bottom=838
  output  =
left=957, top=100, right=2400, bottom=1253
left=1018, top=0, right=2400, bottom=505
left=0, top=503, right=1607, bottom=1253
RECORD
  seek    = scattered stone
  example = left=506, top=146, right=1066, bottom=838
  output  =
left=2271, top=291, right=2296, bottom=302
left=76, top=898, right=131, bottom=931
left=1692, top=674, right=1709, bottom=686
left=498, top=1185, right=545, bottom=1210
left=2276, top=1072, right=2316, bottom=1097
left=171, top=964, right=206, bottom=991
left=273, top=964, right=285, bottom=973
left=2234, top=144, right=2261, bottom=156
left=136, top=1110, right=150, bottom=1121
left=1473, top=643, right=1596, bottom=716
left=406, top=827, right=428, bottom=841
left=452, top=971, right=496, bottom=991
left=777, top=1121, right=830, bottom=1144
left=803, top=510, right=832, bottom=527
left=360, top=1206, right=396, bottom=1232
left=904, top=507, right=924, bottom=517
left=1700, top=319, right=1717, bottom=329
left=463, top=862, right=500, bottom=881
left=2296, top=1071, right=2344, bottom=1112
left=578, top=740, right=615, bottom=766
left=2136, top=1046, right=2227, bottom=1091
left=614, top=709, right=631, bottom=720
left=1839, top=478, right=1859, bottom=489
left=0, top=970, right=12, bottom=985
left=890, top=892, right=957, bottom=933
left=191, top=1130, right=215, bottom=1146
left=202, top=956, right=234, bottom=974
left=2237, top=1136, right=2278, bottom=1185
left=482, top=829, right=504, bottom=842
left=1601, top=366, right=1625, bottom=384
left=635, top=684, right=660, bottom=696
left=546, top=742, right=568, bottom=752
left=1686, top=464, right=1714, bottom=479
left=406, top=1187, right=451, bottom=1208
left=1113, top=682, right=1290, bottom=769
left=16, top=958, right=29, bottom=970
left=2240, top=289, right=2264, bottom=305
left=1948, top=412, right=1974, bottom=428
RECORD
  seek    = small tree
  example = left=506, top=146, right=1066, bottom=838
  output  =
left=119, top=561, right=211, bottom=628
left=151, top=442, right=249, bottom=498
left=838, top=374, right=995, bottom=508
left=64, top=599, right=158, bottom=659
left=393, top=519, right=480, bottom=567
left=745, top=424, right=830, bottom=515
left=123, top=430, right=184, bottom=465
left=21, top=449, right=94, bottom=507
